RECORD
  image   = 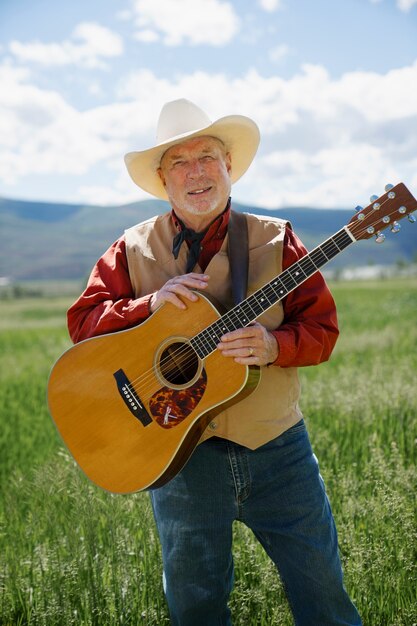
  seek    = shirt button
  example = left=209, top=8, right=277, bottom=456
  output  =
left=209, top=421, right=217, bottom=430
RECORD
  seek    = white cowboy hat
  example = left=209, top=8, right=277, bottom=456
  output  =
left=124, top=98, right=260, bottom=200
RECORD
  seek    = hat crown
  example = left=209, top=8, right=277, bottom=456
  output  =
left=125, top=98, right=260, bottom=200
left=156, top=99, right=212, bottom=145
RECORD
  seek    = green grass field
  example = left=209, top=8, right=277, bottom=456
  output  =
left=1, top=279, right=416, bottom=625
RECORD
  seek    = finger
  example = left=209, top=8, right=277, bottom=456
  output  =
left=173, top=274, right=209, bottom=289
left=152, top=286, right=199, bottom=311
left=221, top=348, right=259, bottom=365
left=185, top=272, right=210, bottom=281
left=219, top=328, right=259, bottom=343
left=166, top=284, right=202, bottom=301
left=217, top=343, right=255, bottom=357
left=217, top=332, right=262, bottom=351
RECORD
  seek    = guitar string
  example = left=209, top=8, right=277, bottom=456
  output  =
left=125, top=198, right=407, bottom=402
left=348, top=195, right=399, bottom=238
left=123, top=198, right=408, bottom=403
left=124, top=223, right=355, bottom=396
left=125, top=198, right=406, bottom=403
left=150, top=195, right=403, bottom=385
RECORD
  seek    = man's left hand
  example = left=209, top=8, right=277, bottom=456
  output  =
left=217, top=323, right=279, bottom=366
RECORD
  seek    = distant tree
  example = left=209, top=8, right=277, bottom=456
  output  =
left=396, top=258, right=407, bottom=270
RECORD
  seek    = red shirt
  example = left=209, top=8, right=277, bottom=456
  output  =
left=67, top=212, right=339, bottom=367
left=171, top=204, right=230, bottom=272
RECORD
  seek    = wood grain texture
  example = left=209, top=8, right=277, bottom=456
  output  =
left=48, top=293, right=260, bottom=493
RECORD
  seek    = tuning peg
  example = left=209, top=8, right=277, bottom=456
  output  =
left=408, top=213, right=416, bottom=223
left=375, top=232, right=386, bottom=244
left=370, top=194, right=379, bottom=203
left=384, top=183, right=394, bottom=192
left=354, top=205, right=363, bottom=212
left=391, top=221, right=401, bottom=233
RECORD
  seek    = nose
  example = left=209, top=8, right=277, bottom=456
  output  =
left=186, top=158, right=205, bottom=178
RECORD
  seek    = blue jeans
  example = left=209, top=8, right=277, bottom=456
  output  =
left=150, top=420, right=361, bottom=625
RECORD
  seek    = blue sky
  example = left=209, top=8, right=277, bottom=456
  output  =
left=0, top=0, right=416, bottom=208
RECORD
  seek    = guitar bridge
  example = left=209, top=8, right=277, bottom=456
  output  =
left=113, top=369, right=152, bottom=427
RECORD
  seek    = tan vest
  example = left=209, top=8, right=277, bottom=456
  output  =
left=124, top=211, right=303, bottom=449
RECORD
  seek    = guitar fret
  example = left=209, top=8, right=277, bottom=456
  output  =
left=191, top=334, right=204, bottom=353
left=195, top=332, right=216, bottom=356
left=281, top=272, right=297, bottom=289
left=191, top=228, right=355, bottom=359
left=228, top=307, right=248, bottom=328
left=247, top=294, right=267, bottom=315
left=299, top=256, right=318, bottom=275
left=294, top=264, right=307, bottom=278
left=269, top=278, right=287, bottom=299
left=240, top=300, right=257, bottom=319
left=336, top=230, right=353, bottom=250
left=286, top=264, right=307, bottom=286
left=191, top=341, right=208, bottom=359
left=256, top=288, right=274, bottom=307
left=322, top=239, right=340, bottom=258
left=232, top=306, right=249, bottom=325
left=311, top=247, right=329, bottom=266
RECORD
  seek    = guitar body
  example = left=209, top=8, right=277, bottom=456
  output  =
left=48, top=184, right=417, bottom=494
left=48, top=292, right=260, bottom=494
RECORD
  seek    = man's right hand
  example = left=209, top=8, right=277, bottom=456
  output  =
left=149, top=273, right=210, bottom=313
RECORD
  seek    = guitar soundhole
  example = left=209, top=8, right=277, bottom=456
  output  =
left=159, top=342, right=200, bottom=386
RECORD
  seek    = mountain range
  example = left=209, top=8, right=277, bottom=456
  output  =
left=1, top=196, right=416, bottom=282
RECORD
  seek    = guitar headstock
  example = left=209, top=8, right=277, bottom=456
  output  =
left=347, top=182, right=417, bottom=242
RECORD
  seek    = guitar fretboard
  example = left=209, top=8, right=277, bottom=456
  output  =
left=190, top=227, right=354, bottom=359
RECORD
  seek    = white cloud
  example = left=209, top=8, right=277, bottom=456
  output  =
left=258, top=0, right=283, bottom=11
left=370, top=0, right=417, bottom=10
left=134, top=29, right=159, bottom=43
left=1, top=59, right=417, bottom=208
left=397, top=0, right=417, bottom=10
left=77, top=181, right=147, bottom=206
left=9, top=22, right=123, bottom=68
left=230, top=62, right=417, bottom=207
left=0, top=64, right=127, bottom=185
left=251, top=143, right=401, bottom=209
left=131, top=0, right=240, bottom=46
left=119, top=62, right=417, bottom=209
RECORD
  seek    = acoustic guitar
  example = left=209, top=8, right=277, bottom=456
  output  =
left=48, top=182, right=417, bottom=493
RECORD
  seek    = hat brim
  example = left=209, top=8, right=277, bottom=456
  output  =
left=124, top=115, right=260, bottom=200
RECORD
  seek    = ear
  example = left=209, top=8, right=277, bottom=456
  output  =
left=157, top=167, right=166, bottom=187
left=225, top=152, right=232, bottom=175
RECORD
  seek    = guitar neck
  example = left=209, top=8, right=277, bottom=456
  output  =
left=190, top=226, right=355, bottom=359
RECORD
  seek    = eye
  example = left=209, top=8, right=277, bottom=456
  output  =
left=201, top=155, right=215, bottom=162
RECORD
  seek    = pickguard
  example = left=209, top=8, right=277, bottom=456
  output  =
left=149, top=370, right=207, bottom=429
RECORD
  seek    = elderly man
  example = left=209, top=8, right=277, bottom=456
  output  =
left=68, top=99, right=361, bottom=625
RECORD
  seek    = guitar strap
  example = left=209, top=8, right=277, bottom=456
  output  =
left=227, top=210, right=249, bottom=305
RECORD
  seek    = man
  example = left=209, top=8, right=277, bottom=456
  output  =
left=68, top=98, right=361, bottom=625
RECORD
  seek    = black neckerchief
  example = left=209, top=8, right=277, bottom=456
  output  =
left=172, top=199, right=231, bottom=273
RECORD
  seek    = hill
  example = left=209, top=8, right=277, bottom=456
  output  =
left=0, top=196, right=415, bottom=281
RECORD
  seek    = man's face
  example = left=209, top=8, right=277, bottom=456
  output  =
left=158, top=136, right=232, bottom=228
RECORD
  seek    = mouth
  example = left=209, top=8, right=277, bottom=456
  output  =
left=188, top=186, right=212, bottom=196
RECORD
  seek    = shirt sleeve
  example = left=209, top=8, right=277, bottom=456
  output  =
left=67, top=236, right=152, bottom=343
left=68, top=225, right=339, bottom=364
left=270, top=226, right=339, bottom=368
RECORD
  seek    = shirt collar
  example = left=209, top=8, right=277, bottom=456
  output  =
left=171, top=197, right=231, bottom=244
